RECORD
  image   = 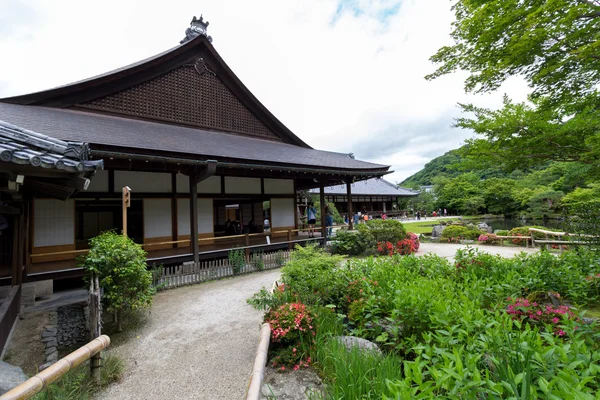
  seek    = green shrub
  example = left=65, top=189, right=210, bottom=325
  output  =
left=440, top=225, right=482, bottom=241
left=228, top=247, right=246, bottom=275
left=79, top=232, right=153, bottom=326
left=251, top=251, right=264, bottom=271
left=495, top=229, right=509, bottom=236
left=363, top=219, right=407, bottom=243
left=332, top=220, right=408, bottom=256
left=331, top=229, right=372, bottom=256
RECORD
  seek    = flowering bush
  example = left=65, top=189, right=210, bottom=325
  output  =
left=505, top=296, right=577, bottom=336
left=265, top=302, right=315, bottom=370
left=478, top=233, right=499, bottom=244
left=377, top=232, right=420, bottom=256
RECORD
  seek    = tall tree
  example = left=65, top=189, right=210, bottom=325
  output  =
left=428, top=0, right=600, bottom=170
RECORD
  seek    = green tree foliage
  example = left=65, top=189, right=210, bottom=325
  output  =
left=400, top=149, right=462, bottom=186
left=428, top=0, right=600, bottom=171
left=80, top=231, right=154, bottom=325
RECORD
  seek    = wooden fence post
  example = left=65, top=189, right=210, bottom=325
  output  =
left=287, top=230, right=293, bottom=250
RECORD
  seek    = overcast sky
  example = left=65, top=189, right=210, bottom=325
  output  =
left=0, top=0, right=528, bottom=183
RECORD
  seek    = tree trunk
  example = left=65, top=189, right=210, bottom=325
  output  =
left=117, top=309, right=123, bottom=332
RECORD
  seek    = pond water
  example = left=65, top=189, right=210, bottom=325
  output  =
left=480, top=217, right=565, bottom=232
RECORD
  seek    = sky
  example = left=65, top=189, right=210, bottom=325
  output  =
left=0, top=0, right=529, bottom=183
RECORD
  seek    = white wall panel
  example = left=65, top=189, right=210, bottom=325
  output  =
left=264, top=179, right=294, bottom=195
left=271, top=198, right=294, bottom=228
left=34, top=199, right=75, bottom=247
left=224, top=177, right=261, bottom=194
left=177, top=198, right=214, bottom=235
left=114, top=171, right=171, bottom=193
left=177, top=175, right=222, bottom=194
left=86, top=169, right=109, bottom=192
left=143, top=199, right=172, bottom=238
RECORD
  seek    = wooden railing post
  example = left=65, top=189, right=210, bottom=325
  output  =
left=287, top=230, right=293, bottom=250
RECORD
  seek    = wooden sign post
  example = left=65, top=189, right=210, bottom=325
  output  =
left=122, top=186, right=131, bottom=236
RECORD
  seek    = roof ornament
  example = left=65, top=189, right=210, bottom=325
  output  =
left=181, top=14, right=213, bottom=44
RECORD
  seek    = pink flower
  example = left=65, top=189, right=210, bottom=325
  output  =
left=552, top=317, right=559, bottom=324
left=280, top=366, right=286, bottom=371
left=293, top=365, right=300, bottom=371
left=557, top=330, right=566, bottom=337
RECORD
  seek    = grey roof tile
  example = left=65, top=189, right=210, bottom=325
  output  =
left=0, top=103, right=388, bottom=172
left=310, top=178, right=418, bottom=196
left=0, top=119, right=103, bottom=172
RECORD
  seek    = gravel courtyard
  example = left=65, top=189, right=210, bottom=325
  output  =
left=97, top=243, right=537, bottom=399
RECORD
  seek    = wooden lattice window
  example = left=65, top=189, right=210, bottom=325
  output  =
left=79, top=65, right=280, bottom=140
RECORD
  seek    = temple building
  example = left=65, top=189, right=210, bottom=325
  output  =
left=0, top=16, right=390, bottom=283
left=307, top=178, right=417, bottom=218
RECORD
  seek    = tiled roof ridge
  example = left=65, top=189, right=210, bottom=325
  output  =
left=0, top=120, right=103, bottom=172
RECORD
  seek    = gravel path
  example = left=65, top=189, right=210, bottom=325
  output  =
left=418, top=242, right=539, bottom=261
left=98, top=269, right=280, bottom=400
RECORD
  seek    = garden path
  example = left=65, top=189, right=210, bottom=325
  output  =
left=97, top=269, right=281, bottom=400
left=419, top=242, right=538, bottom=260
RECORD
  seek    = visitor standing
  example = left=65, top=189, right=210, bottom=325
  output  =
left=416, top=210, right=421, bottom=221
left=353, top=213, right=359, bottom=227
left=325, top=203, right=334, bottom=237
left=306, top=203, right=317, bottom=238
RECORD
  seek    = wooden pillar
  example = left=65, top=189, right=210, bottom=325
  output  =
left=16, top=212, right=24, bottom=286
left=24, top=202, right=31, bottom=278
left=171, top=173, right=178, bottom=249
left=190, top=175, right=199, bottom=265
left=11, top=215, right=19, bottom=286
left=319, top=183, right=326, bottom=238
left=188, top=161, right=217, bottom=265
left=346, top=178, right=354, bottom=230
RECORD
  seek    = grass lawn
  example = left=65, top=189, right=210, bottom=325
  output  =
left=402, top=218, right=460, bottom=234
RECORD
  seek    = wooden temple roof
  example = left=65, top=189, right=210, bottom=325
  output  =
left=0, top=32, right=389, bottom=178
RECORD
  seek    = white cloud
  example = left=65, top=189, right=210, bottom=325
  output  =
left=0, top=0, right=529, bottom=183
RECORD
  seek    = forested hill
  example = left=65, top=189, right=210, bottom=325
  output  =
left=400, top=146, right=513, bottom=188
left=400, top=149, right=462, bottom=187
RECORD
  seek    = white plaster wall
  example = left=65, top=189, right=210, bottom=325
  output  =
left=34, top=199, right=75, bottom=247
left=176, top=175, right=222, bottom=194
left=114, top=171, right=171, bottom=193
left=143, top=199, right=172, bottom=238
left=270, top=198, right=294, bottom=228
left=177, top=198, right=214, bottom=235
left=224, top=177, right=261, bottom=194
left=86, top=169, right=109, bottom=192
left=264, top=179, right=294, bottom=195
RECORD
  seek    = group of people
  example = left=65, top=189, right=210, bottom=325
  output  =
left=414, top=208, right=448, bottom=221
left=225, top=218, right=263, bottom=235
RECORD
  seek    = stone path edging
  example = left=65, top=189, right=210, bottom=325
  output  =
left=39, top=311, right=58, bottom=370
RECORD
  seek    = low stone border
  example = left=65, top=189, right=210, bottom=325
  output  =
left=245, top=323, right=271, bottom=400
left=39, top=311, right=58, bottom=371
